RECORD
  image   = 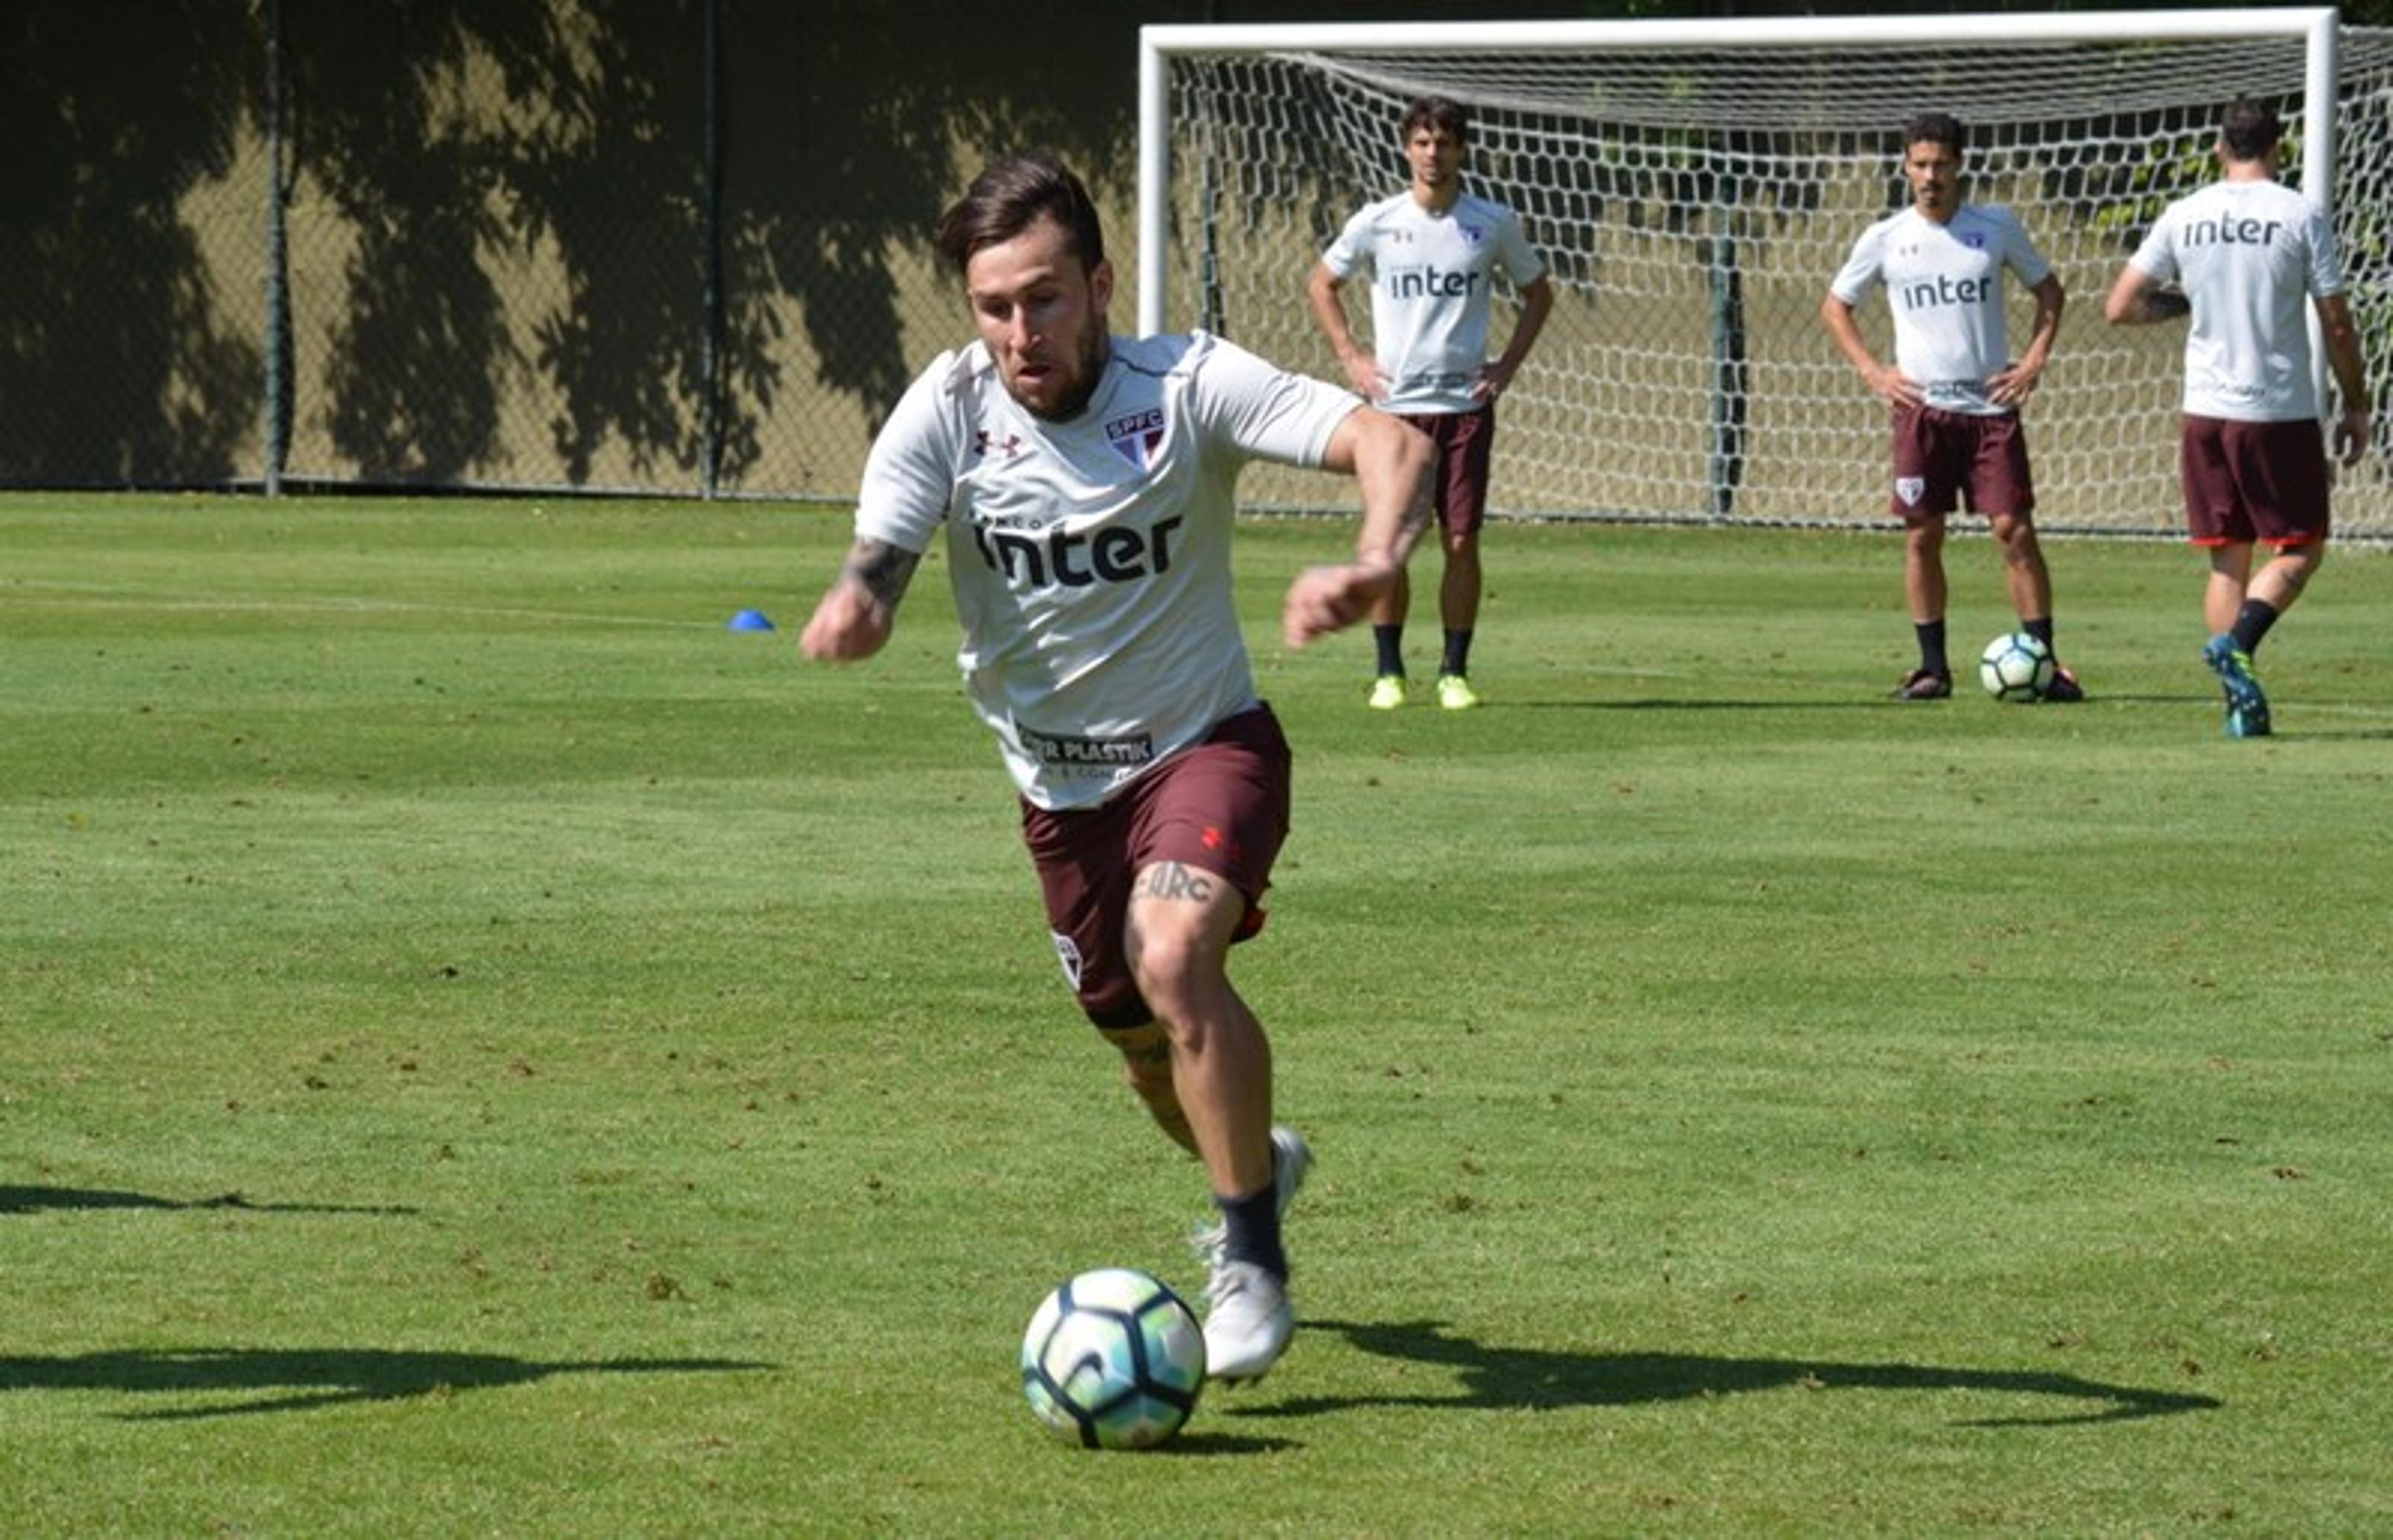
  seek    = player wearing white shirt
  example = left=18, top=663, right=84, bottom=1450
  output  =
left=803, top=156, right=1434, bottom=1385
left=856, top=327, right=1354, bottom=812
left=1830, top=204, right=2051, bottom=417
left=2106, top=97, right=2372, bottom=739
left=1823, top=112, right=2081, bottom=703
left=1308, top=95, right=1554, bottom=711
left=1317, top=188, right=1545, bottom=416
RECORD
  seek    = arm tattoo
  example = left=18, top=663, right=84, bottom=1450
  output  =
left=1134, top=862, right=1218, bottom=905
left=845, top=539, right=920, bottom=608
left=2141, top=288, right=2192, bottom=322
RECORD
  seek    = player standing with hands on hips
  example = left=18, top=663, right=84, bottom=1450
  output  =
left=2104, top=97, right=2372, bottom=738
left=801, top=154, right=1435, bottom=1383
left=1307, top=95, right=1554, bottom=711
left=1822, top=110, right=2085, bottom=703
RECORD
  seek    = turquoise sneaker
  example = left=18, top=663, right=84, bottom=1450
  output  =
left=2203, top=634, right=2270, bottom=736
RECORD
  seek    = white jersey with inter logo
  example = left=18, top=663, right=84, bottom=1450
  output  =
left=856, top=330, right=1358, bottom=811
left=1830, top=204, right=2053, bottom=416
left=2127, top=178, right=2346, bottom=422
left=1319, top=190, right=1545, bottom=415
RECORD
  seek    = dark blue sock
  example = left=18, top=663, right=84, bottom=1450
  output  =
left=1213, top=1185, right=1287, bottom=1280
left=2232, top=599, right=2280, bottom=657
left=1915, top=619, right=1949, bottom=675
left=1441, top=628, right=1474, bottom=677
left=1373, top=624, right=1405, bottom=678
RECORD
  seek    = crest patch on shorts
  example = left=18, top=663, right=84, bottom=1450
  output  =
left=1895, top=475, right=1927, bottom=507
left=1050, top=931, right=1084, bottom=991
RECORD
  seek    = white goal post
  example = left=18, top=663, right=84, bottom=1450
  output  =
left=1138, top=9, right=2393, bottom=535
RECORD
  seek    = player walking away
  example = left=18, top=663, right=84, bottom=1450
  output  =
left=2103, top=97, right=2372, bottom=738
left=1307, top=95, right=1554, bottom=711
left=1822, top=110, right=2085, bottom=703
left=801, top=155, right=1435, bottom=1383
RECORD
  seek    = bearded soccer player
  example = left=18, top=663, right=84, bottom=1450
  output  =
left=1822, top=110, right=2084, bottom=703
left=801, top=155, right=1433, bottom=1383
left=1307, top=95, right=1554, bottom=711
left=2104, top=97, right=2372, bottom=738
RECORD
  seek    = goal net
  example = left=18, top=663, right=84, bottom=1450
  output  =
left=1141, top=11, right=2393, bottom=536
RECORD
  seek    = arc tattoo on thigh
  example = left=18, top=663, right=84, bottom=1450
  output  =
left=1135, top=862, right=1216, bottom=903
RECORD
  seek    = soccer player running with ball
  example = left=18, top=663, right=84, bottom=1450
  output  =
left=2103, top=97, right=2372, bottom=738
left=1822, top=111, right=2085, bottom=703
left=801, top=155, right=1435, bottom=1383
left=1307, top=95, right=1554, bottom=712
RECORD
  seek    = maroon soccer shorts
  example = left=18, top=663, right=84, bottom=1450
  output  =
left=1395, top=404, right=1497, bottom=538
left=1019, top=706, right=1292, bottom=1030
left=1887, top=404, right=2035, bottom=521
left=2180, top=414, right=2332, bottom=548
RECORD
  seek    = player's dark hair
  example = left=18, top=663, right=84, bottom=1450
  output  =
left=2220, top=97, right=2283, bottom=161
left=1901, top=111, right=1967, bottom=156
left=935, top=154, right=1105, bottom=278
left=1402, top=95, right=1469, bottom=145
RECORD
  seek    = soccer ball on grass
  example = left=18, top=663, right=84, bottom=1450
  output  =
left=1978, top=632, right=2056, bottom=702
left=1020, top=1267, right=1205, bottom=1450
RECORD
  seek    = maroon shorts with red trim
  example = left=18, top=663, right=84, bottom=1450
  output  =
left=1395, top=405, right=1496, bottom=538
left=2180, top=414, right=2332, bottom=548
left=1020, top=706, right=1292, bottom=1030
left=1887, top=404, right=2034, bottom=521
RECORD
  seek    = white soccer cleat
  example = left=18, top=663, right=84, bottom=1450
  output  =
left=1202, top=1258, right=1294, bottom=1383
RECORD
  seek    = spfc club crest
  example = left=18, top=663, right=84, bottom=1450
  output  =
left=1105, top=408, right=1165, bottom=470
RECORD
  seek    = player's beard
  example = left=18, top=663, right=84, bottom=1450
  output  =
left=1010, top=320, right=1109, bottom=423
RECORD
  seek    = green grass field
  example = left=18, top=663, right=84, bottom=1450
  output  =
left=4, top=493, right=2389, bottom=1535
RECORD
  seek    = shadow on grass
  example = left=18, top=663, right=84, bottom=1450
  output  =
left=0, top=1346, right=771, bottom=1420
left=1, top=1186, right=417, bottom=1217
left=1251, top=1319, right=2217, bottom=1428
left=1145, top=1429, right=1302, bottom=1456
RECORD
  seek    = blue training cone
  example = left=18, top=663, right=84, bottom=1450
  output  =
left=727, top=608, right=776, bottom=632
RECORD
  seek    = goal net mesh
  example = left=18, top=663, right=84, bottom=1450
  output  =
left=1158, top=27, right=2393, bottom=535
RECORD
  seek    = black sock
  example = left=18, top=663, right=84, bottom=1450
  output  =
left=1916, top=619, right=1949, bottom=675
left=2022, top=615, right=2056, bottom=659
left=1441, top=628, right=1474, bottom=678
left=1213, top=1184, right=1287, bottom=1280
left=1373, top=624, right=1405, bottom=678
left=2232, top=599, right=2280, bottom=657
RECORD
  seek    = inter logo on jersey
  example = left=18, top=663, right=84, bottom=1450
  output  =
left=1104, top=408, right=1165, bottom=470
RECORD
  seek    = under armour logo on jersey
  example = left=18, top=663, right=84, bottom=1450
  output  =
left=1104, top=408, right=1165, bottom=470
left=1895, top=476, right=1927, bottom=507
left=974, top=429, right=1024, bottom=459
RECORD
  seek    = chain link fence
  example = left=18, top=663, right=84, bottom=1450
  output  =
left=7, top=0, right=2392, bottom=527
